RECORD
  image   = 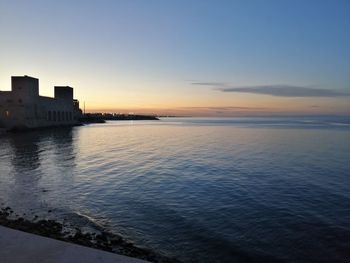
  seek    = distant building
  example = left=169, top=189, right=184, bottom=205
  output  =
left=0, top=75, right=82, bottom=130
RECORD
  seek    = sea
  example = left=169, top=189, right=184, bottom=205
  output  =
left=0, top=117, right=350, bottom=262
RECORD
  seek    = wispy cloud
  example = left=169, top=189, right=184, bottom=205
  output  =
left=193, top=82, right=350, bottom=97
left=219, top=85, right=350, bottom=97
left=192, top=82, right=227, bottom=86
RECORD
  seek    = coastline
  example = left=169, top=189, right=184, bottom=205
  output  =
left=0, top=206, right=179, bottom=263
left=79, top=114, right=159, bottom=124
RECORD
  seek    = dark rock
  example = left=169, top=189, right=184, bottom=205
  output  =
left=0, top=205, right=180, bottom=263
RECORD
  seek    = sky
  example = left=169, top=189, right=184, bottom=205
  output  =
left=1, top=0, right=349, bottom=116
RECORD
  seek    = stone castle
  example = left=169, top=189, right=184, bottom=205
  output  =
left=0, top=75, right=82, bottom=130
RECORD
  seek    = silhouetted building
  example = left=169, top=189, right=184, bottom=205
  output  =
left=0, top=75, right=82, bottom=130
left=73, top=99, right=83, bottom=117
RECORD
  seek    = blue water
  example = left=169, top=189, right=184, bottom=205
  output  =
left=0, top=117, right=350, bottom=262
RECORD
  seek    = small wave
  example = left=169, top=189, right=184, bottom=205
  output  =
left=67, top=210, right=108, bottom=233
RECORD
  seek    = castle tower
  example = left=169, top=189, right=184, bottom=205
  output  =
left=11, top=75, right=39, bottom=104
left=54, top=86, right=73, bottom=101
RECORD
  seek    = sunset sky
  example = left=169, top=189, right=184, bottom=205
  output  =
left=1, top=0, right=349, bottom=116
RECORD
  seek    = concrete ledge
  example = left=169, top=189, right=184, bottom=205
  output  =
left=0, top=226, right=148, bottom=263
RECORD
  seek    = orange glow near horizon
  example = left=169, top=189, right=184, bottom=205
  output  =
left=1, top=74, right=349, bottom=117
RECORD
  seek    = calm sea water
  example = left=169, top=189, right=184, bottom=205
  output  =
left=1, top=117, right=350, bottom=262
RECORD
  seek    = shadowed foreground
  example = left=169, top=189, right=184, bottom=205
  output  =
left=0, top=225, right=147, bottom=263
left=0, top=207, right=179, bottom=263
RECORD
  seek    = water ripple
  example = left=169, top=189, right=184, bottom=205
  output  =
left=0, top=118, right=350, bottom=262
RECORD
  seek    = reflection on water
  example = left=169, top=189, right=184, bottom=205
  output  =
left=0, top=128, right=77, bottom=216
left=0, top=118, right=350, bottom=262
left=9, top=133, right=41, bottom=172
left=7, top=128, right=76, bottom=173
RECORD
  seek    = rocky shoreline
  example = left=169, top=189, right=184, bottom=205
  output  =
left=0, top=206, right=179, bottom=263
